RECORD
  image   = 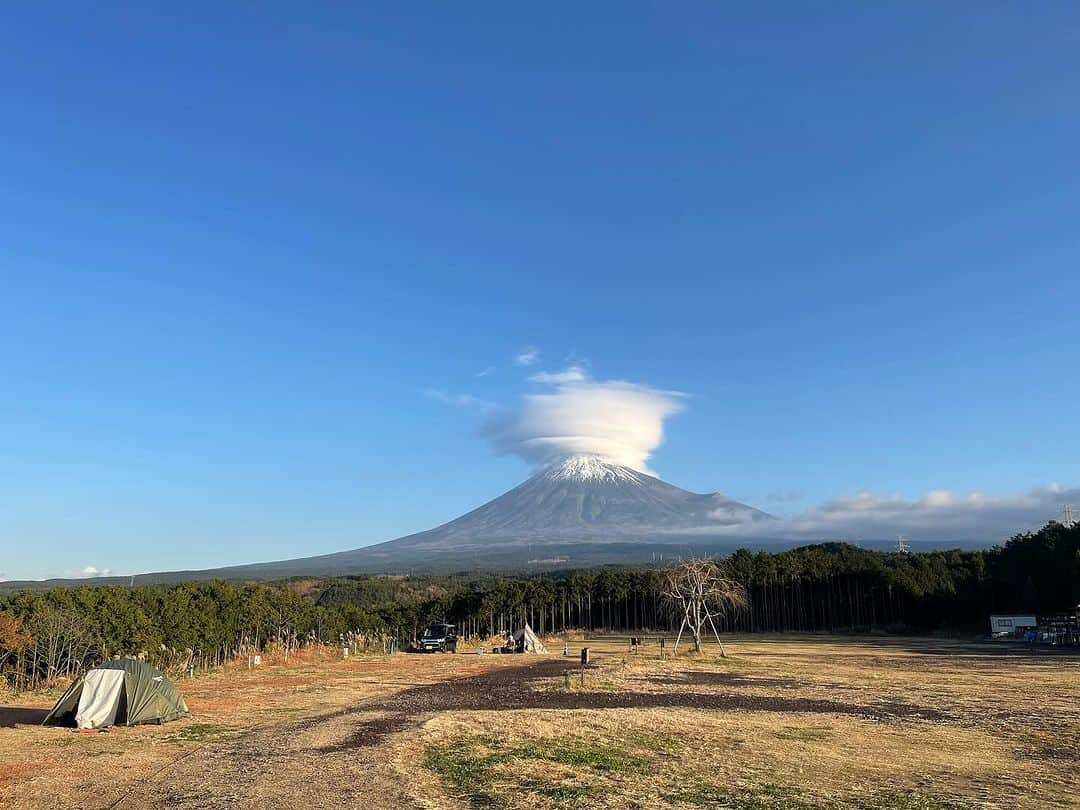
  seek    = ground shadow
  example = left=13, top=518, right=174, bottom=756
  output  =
left=0, top=706, right=49, bottom=728
left=763, top=635, right=1080, bottom=659
left=315, top=657, right=950, bottom=753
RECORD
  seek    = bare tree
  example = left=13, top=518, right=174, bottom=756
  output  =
left=0, top=612, right=31, bottom=678
left=7, top=606, right=100, bottom=689
left=663, top=559, right=747, bottom=656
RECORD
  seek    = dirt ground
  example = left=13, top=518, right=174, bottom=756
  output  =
left=1, top=636, right=1077, bottom=809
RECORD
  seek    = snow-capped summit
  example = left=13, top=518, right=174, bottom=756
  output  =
left=539, top=454, right=646, bottom=484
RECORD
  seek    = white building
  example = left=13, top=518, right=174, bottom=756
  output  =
left=989, top=614, right=1037, bottom=637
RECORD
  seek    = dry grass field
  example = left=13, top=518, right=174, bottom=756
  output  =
left=1, top=636, right=1076, bottom=809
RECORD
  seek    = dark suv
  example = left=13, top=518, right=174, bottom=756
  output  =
left=419, top=623, right=458, bottom=653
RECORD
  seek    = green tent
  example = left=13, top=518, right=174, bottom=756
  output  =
left=43, top=659, right=188, bottom=729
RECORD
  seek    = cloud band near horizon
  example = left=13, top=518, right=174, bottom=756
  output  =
left=705, top=484, right=1078, bottom=544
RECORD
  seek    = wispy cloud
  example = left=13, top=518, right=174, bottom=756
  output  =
left=482, top=373, right=685, bottom=474
left=514, top=347, right=540, bottom=366
left=476, top=366, right=496, bottom=377
left=528, top=365, right=588, bottom=385
left=422, top=388, right=489, bottom=408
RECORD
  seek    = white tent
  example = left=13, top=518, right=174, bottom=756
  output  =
left=513, top=623, right=548, bottom=654
left=76, top=669, right=126, bottom=729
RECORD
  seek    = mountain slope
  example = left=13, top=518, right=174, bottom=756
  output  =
left=225, top=455, right=775, bottom=574
left=373, top=455, right=772, bottom=550
left=7, top=456, right=776, bottom=585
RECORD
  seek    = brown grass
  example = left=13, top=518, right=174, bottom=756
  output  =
left=1, top=636, right=1076, bottom=809
left=0, top=650, right=501, bottom=807
left=399, top=636, right=1080, bottom=809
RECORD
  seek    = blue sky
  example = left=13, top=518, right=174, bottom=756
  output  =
left=2, top=4, right=1079, bottom=579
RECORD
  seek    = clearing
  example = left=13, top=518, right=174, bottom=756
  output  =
left=1, top=636, right=1076, bottom=809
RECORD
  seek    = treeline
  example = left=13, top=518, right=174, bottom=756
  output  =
left=1, top=521, right=1076, bottom=689
left=0, top=579, right=425, bottom=689
left=414, top=521, right=1078, bottom=637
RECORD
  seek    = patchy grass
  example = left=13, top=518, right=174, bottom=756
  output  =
left=867, top=795, right=973, bottom=810
left=424, top=741, right=496, bottom=807
left=520, top=779, right=595, bottom=803
left=424, top=735, right=645, bottom=807
left=667, top=782, right=815, bottom=809
left=513, top=739, right=644, bottom=772
left=631, top=730, right=685, bottom=754
left=3, top=636, right=1078, bottom=809
left=772, top=724, right=833, bottom=742
left=667, top=782, right=972, bottom=809
left=587, top=679, right=622, bottom=691
left=398, top=636, right=1080, bottom=809
left=169, top=722, right=243, bottom=742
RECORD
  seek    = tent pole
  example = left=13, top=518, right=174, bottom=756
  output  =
left=702, top=604, right=726, bottom=657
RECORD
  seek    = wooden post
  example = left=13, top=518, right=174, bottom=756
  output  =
left=660, top=638, right=665, bottom=658
left=580, top=647, right=589, bottom=686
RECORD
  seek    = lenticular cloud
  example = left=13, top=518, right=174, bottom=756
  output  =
left=483, top=374, right=684, bottom=474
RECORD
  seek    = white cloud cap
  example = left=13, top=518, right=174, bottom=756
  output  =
left=484, top=375, right=684, bottom=474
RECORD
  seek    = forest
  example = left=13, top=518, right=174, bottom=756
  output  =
left=1, top=520, right=1077, bottom=690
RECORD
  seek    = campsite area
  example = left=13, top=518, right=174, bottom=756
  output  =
left=2, top=635, right=1077, bottom=809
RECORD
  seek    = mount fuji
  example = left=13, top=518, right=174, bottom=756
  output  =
left=375, top=455, right=772, bottom=546
left=11, top=456, right=776, bottom=585
left=174, top=455, right=774, bottom=579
